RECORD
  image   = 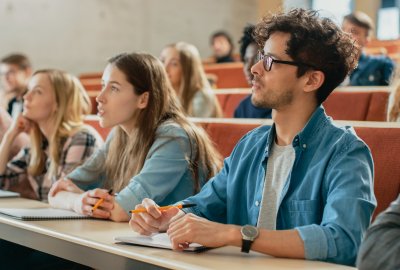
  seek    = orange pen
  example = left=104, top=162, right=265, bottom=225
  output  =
left=91, top=189, right=113, bottom=212
left=130, top=203, right=196, bottom=214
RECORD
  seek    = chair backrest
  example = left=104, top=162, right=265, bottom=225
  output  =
left=193, top=118, right=400, bottom=220
left=204, top=62, right=248, bottom=88
left=214, top=87, right=391, bottom=120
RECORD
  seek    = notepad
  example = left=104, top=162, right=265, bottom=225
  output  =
left=0, top=208, right=90, bottom=220
left=0, top=190, right=20, bottom=198
left=115, top=233, right=206, bottom=252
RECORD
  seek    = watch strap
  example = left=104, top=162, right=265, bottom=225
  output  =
left=241, top=239, right=253, bottom=253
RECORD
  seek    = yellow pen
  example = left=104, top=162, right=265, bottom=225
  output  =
left=130, top=203, right=196, bottom=214
left=91, top=189, right=113, bottom=212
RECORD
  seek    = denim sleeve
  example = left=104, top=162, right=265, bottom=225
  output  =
left=295, top=140, right=376, bottom=266
left=181, top=156, right=229, bottom=223
left=115, top=127, right=192, bottom=213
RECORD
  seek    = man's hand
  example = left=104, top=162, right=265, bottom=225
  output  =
left=129, top=198, right=183, bottom=235
left=167, top=213, right=240, bottom=250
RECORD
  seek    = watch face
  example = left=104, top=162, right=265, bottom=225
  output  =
left=242, top=225, right=258, bottom=238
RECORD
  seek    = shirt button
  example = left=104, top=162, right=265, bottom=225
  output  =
left=303, top=144, right=307, bottom=148
left=255, top=201, right=260, bottom=206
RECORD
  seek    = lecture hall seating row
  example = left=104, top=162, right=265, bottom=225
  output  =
left=215, top=86, right=392, bottom=121
left=86, top=86, right=392, bottom=122
left=79, top=62, right=248, bottom=90
left=84, top=115, right=400, bottom=221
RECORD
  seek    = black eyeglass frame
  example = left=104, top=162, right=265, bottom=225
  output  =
left=258, top=51, right=318, bottom=72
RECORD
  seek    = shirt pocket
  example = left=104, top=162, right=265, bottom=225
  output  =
left=288, top=199, right=321, bottom=227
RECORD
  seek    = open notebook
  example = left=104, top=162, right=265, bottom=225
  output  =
left=115, top=233, right=207, bottom=252
left=0, top=190, right=20, bottom=198
left=0, top=208, right=89, bottom=220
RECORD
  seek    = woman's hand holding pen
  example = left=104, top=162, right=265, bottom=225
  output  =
left=129, top=198, right=184, bottom=235
left=75, top=188, right=114, bottom=219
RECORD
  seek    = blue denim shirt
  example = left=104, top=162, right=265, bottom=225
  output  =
left=182, top=106, right=376, bottom=266
left=67, top=121, right=205, bottom=213
left=350, top=53, right=395, bottom=86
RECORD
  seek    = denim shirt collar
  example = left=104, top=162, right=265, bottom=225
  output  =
left=264, top=106, right=329, bottom=157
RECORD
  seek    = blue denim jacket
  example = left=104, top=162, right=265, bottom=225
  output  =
left=183, top=106, right=376, bottom=266
left=67, top=121, right=205, bottom=213
left=350, top=53, right=395, bottom=86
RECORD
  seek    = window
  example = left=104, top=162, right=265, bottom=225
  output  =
left=312, top=0, right=353, bottom=24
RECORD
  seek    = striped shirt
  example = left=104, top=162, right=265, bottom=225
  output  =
left=0, top=128, right=103, bottom=201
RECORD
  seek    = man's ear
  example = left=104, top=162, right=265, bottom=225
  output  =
left=304, top=70, right=325, bottom=93
left=138, top=92, right=149, bottom=109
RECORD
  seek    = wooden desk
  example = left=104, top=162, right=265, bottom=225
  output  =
left=0, top=198, right=355, bottom=270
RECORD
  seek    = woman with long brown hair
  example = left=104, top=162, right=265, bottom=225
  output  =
left=49, top=52, right=222, bottom=222
left=160, top=42, right=222, bottom=117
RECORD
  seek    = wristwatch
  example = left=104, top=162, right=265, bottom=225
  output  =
left=240, top=225, right=259, bottom=253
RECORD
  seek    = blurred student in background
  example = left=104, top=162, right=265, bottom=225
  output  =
left=0, top=54, right=32, bottom=157
left=0, top=53, right=32, bottom=117
left=209, top=30, right=236, bottom=63
left=160, top=42, right=222, bottom=117
left=234, top=24, right=272, bottom=118
left=342, top=11, right=395, bottom=86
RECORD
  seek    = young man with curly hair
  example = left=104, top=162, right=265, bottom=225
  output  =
left=129, top=9, right=376, bottom=266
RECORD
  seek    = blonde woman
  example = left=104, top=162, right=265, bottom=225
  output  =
left=160, top=42, right=222, bottom=117
left=0, top=69, right=103, bottom=201
left=48, top=52, right=222, bottom=222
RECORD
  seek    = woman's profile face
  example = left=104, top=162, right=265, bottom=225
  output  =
left=23, top=73, right=57, bottom=122
left=96, top=64, right=147, bottom=131
left=160, top=47, right=183, bottom=93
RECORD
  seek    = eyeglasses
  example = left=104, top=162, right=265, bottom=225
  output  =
left=258, top=51, right=317, bottom=72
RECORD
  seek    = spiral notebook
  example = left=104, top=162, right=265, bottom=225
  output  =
left=0, top=208, right=90, bottom=220
left=0, top=190, right=20, bottom=198
left=115, top=233, right=207, bottom=252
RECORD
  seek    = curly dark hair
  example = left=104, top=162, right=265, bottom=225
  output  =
left=239, top=24, right=256, bottom=61
left=254, top=8, right=359, bottom=104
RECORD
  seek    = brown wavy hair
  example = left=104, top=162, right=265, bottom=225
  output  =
left=104, top=53, right=222, bottom=193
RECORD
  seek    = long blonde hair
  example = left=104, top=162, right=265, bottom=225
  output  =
left=28, top=69, right=91, bottom=178
left=104, top=53, right=222, bottom=193
left=167, top=42, right=222, bottom=117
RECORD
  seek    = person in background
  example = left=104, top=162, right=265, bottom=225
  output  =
left=160, top=42, right=222, bottom=117
left=357, top=194, right=400, bottom=270
left=0, top=54, right=32, bottom=157
left=48, top=52, right=222, bottom=222
left=210, top=31, right=235, bottom=63
left=0, top=69, right=102, bottom=200
left=234, top=24, right=272, bottom=118
left=129, top=9, right=375, bottom=266
left=342, top=11, right=395, bottom=86
left=0, top=53, right=32, bottom=118
left=387, top=79, right=400, bottom=121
